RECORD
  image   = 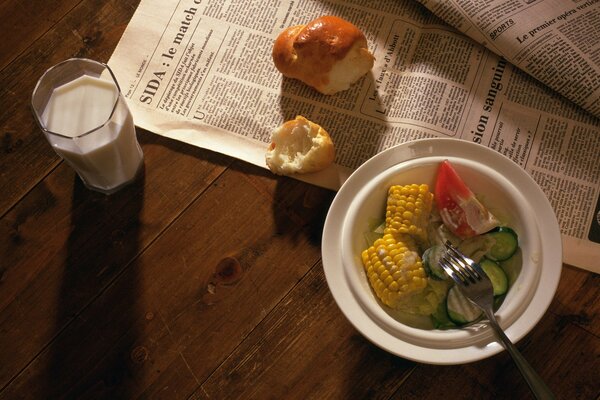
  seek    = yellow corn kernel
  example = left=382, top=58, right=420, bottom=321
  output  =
left=361, top=233, right=428, bottom=308
left=385, top=184, right=433, bottom=244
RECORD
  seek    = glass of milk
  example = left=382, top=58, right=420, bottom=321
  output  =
left=31, top=58, right=143, bottom=194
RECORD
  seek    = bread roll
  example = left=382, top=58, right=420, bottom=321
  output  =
left=265, top=115, right=335, bottom=175
left=273, top=16, right=374, bottom=95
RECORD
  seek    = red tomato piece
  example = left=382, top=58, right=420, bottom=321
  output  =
left=435, top=160, right=499, bottom=238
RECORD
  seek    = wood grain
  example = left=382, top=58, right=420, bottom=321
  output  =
left=1, top=163, right=334, bottom=398
left=552, top=265, right=600, bottom=336
left=0, top=0, right=81, bottom=69
left=193, top=264, right=415, bottom=400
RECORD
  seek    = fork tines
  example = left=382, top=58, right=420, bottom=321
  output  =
left=439, top=241, right=483, bottom=285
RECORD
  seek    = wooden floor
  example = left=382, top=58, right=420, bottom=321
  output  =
left=0, top=1, right=599, bottom=399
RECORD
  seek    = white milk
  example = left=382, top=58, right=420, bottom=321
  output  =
left=41, top=75, right=143, bottom=193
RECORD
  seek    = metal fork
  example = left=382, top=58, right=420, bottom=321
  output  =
left=439, top=241, right=555, bottom=400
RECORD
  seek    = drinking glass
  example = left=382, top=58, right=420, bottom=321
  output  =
left=31, top=58, right=143, bottom=194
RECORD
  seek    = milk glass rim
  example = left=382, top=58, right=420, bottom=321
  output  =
left=31, top=58, right=124, bottom=140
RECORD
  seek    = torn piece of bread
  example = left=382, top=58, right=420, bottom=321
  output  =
left=266, top=116, right=335, bottom=175
left=273, top=16, right=375, bottom=95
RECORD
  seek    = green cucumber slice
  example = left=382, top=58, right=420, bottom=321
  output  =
left=446, top=286, right=483, bottom=325
left=479, top=258, right=508, bottom=296
left=422, top=245, right=447, bottom=280
left=431, top=300, right=456, bottom=329
left=486, top=227, right=518, bottom=261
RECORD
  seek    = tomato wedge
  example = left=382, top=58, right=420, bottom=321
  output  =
left=435, top=160, right=499, bottom=238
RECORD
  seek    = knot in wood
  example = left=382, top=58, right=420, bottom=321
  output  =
left=214, top=257, right=243, bottom=285
left=130, top=346, right=148, bottom=363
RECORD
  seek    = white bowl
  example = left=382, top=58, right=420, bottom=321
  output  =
left=322, top=138, right=562, bottom=364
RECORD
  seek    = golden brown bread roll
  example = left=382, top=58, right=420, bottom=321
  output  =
left=273, top=16, right=375, bottom=95
left=265, top=115, right=335, bottom=175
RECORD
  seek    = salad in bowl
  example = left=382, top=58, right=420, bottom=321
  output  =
left=361, top=160, right=522, bottom=330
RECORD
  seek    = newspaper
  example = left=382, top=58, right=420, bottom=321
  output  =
left=419, top=0, right=600, bottom=118
left=108, top=0, right=600, bottom=273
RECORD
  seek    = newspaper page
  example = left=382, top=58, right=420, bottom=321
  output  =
left=108, top=0, right=600, bottom=273
left=419, top=0, right=600, bottom=119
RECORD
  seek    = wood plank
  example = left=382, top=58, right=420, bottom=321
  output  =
left=130, top=169, right=336, bottom=398
left=2, top=164, right=334, bottom=398
left=193, top=263, right=416, bottom=400
left=0, top=0, right=140, bottom=215
left=0, top=0, right=81, bottom=69
left=0, top=129, right=231, bottom=392
left=551, top=265, right=600, bottom=336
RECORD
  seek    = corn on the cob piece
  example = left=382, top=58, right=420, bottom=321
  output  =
left=385, top=184, right=433, bottom=244
left=361, top=233, right=428, bottom=308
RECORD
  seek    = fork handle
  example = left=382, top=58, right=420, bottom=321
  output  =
left=484, top=310, right=556, bottom=400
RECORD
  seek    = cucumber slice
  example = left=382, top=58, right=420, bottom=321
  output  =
left=446, top=286, right=483, bottom=325
left=431, top=300, right=456, bottom=329
left=479, top=258, right=508, bottom=296
left=486, top=227, right=518, bottom=261
left=422, top=245, right=447, bottom=280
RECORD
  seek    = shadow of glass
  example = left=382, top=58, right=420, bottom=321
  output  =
left=44, top=165, right=145, bottom=398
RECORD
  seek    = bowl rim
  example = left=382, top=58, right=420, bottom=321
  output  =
left=322, top=138, right=562, bottom=364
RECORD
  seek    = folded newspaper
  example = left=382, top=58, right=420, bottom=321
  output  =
left=108, top=0, right=600, bottom=273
